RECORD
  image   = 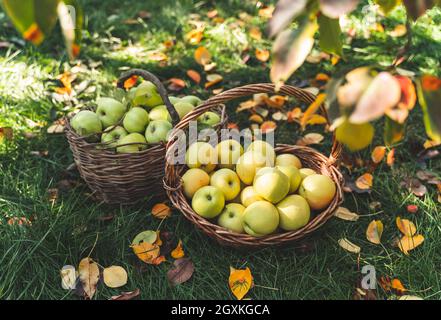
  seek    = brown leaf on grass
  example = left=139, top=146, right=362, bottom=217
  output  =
left=255, top=48, right=270, bottom=62
left=401, top=178, right=427, bottom=197
left=355, top=173, right=373, bottom=190
left=334, top=207, right=360, bottom=221
left=396, top=217, right=416, bottom=237
left=124, top=75, right=139, bottom=89
left=296, top=133, right=324, bottom=146
left=110, top=288, right=141, bottom=300
left=205, top=74, right=223, bottom=88
left=398, top=234, right=424, bottom=255
left=0, top=127, right=13, bottom=141
left=338, top=238, right=361, bottom=254
left=366, top=220, right=383, bottom=244
left=260, top=121, right=277, bottom=133
left=194, top=47, right=212, bottom=65
left=229, top=267, right=253, bottom=300
left=168, top=78, right=186, bottom=91
left=371, top=146, right=386, bottom=164
left=78, top=258, right=100, bottom=299
left=187, top=70, right=201, bottom=84
left=152, top=203, right=172, bottom=219
left=167, top=258, right=194, bottom=286
left=7, top=217, right=32, bottom=226
left=416, top=170, right=441, bottom=185
left=171, top=240, right=185, bottom=259
left=48, top=188, right=59, bottom=205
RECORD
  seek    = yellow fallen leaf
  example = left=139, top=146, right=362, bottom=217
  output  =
left=398, top=234, right=424, bottom=255
left=255, top=48, right=270, bottom=62
left=147, top=51, right=168, bottom=62
left=396, top=217, right=416, bottom=237
left=131, top=242, right=160, bottom=264
left=371, top=146, right=386, bottom=164
left=366, top=220, right=383, bottom=244
left=171, top=240, right=185, bottom=259
left=305, top=114, right=327, bottom=126
left=249, top=27, right=262, bottom=40
left=424, top=140, right=441, bottom=149
left=263, top=95, right=286, bottom=108
left=300, top=93, right=327, bottom=130
left=356, top=173, right=373, bottom=190
left=78, top=258, right=100, bottom=299
left=194, top=46, right=212, bottom=65
left=389, top=24, right=407, bottom=37
left=260, top=121, right=277, bottom=133
left=334, top=207, right=360, bottom=221
left=338, top=238, right=361, bottom=254
left=205, top=74, right=223, bottom=88
left=103, top=266, right=128, bottom=288
left=152, top=203, right=172, bottom=219
left=249, top=114, right=264, bottom=124
left=186, top=29, right=204, bottom=45
left=229, top=267, right=253, bottom=300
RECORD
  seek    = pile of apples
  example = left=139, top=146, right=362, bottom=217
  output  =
left=70, top=81, right=220, bottom=153
left=182, top=140, right=337, bottom=237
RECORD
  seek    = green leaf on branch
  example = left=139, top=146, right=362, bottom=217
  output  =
left=317, top=14, right=343, bottom=56
left=417, top=75, right=441, bottom=143
left=319, top=0, right=360, bottom=19
left=270, top=16, right=318, bottom=88
left=374, top=0, right=402, bottom=14
left=403, top=0, right=439, bottom=20
left=384, top=116, right=405, bottom=146
left=268, top=0, right=308, bottom=37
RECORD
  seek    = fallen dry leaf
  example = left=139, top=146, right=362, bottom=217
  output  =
left=168, top=78, right=186, bottom=92
left=171, top=240, right=185, bottom=259
left=389, top=24, right=407, bottom=37
left=61, top=265, right=77, bottom=290
left=194, top=46, right=212, bottom=65
left=249, top=27, right=262, bottom=40
left=207, top=9, right=218, bottom=19
left=167, top=258, right=194, bottom=286
left=396, top=217, right=416, bottom=237
left=186, top=29, right=204, bottom=45
left=371, top=146, right=386, bottom=164
left=124, top=75, right=139, bottom=89
left=355, top=173, right=373, bottom=190
left=263, top=95, right=286, bottom=108
left=103, top=266, right=128, bottom=288
left=297, top=133, right=324, bottom=146
left=249, top=114, right=264, bottom=124
left=187, top=70, right=201, bottom=84
left=258, top=6, right=274, bottom=19
left=132, top=242, right=160, bottom=264
left=398, top=234, right=424, bottom=255
left=205, top=74, right=223, bottom=89
left=366, top=220, right=383, bottom=245
left=300, top=93, right=326, bottom=130
left=334, top=207, right=360, bottom=221
left=152, top=203, right=172, bottom=219
left=255, top=48, right=270, bottom=62
left=147, top=51, right=168, bottom=62
left=338, top=238, right=361, bottom=254
left=406, top=204, right=419, bottom=214
left=260, top=121, right=277, bottom=133
left=7, top=217, right=32, bottom=226
left=110, top=289, right=140, bottom=300
left=423, top=140, right=441, bottom=149
left=78, top=258, right=100, bottom=299
left=386, top=148, right=395, bottom=166
left=399, top=295, right=423, bottom=300
left=229, top=267, right=253, bottom=300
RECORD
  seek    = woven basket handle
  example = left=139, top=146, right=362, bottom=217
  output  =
left=117, top=69, right=180, bottom=126
left=200, top=83, right=342, bottom=164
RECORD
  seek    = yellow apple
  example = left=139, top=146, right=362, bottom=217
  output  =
left=240, top=186, right=263, bottom=207
left=277, top=195, right=310, bottom=231
left=217, top=203, right=246, bottom=233
left=299, top=174, right=336, bottom=210
left=243, top=201, right=279, bottom=236
left=277, top=166, right=302, bottom=193
left=182, top=168, right=210, bottom=199
left=246, top=140, right=276, bottom=166
left=210, top=168, right=241, bottom=201
left=192, top=186, right=225, bottom=218
left=275, top=153, right=302, bottom=169
left=299, top=168, right=316, bottom=180
left=216, top=139, right=244, bottom=169
left=185, top=142, right=217, bottom=173
left=236, top=151, right=272, bottom=185
left=253, top=167, right=290, bottom=204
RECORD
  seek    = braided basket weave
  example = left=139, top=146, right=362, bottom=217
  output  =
left=65, top=69, right=227, bottom=204
left=164, top=83, right=344, bottom=248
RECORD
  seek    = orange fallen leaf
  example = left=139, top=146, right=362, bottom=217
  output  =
left=205, top=74, right=223, bottom=89
left=186, top=29, right=204, bottom=45
left=371, top=146, right=386, bottom=164
left=194, top=47, right=212, bottom=66
left=229, top=267, right=253, bottom=300
left=23, top=23, right=44, bottom=45
left=249, top=27, right=262, bottom=40
left=187, top=70, right=201, bottom=84
left=260, top=121, right=277, bottom=133
left=55, top=71, right=75, bottom=95
left=237, top=100, right=257, bottom=112
left=331, top=55, right=340, bottom=65
left=163, top=39, right=175, bottom=49
left=356, top=173, right=373, bottom=190
left=249, top=114, right=264, bottom=124
left=171, top=240, right=185, bottom=259
left=391, top=279, right=407, bottom=295
left=152, top=255, right=166, bottom=265
left=255, top=48, right=270, bottom=62
left=258, top=6, right=274, bottom=19
left=287, top=107, right=302, bottom=123
left=227, top=123, right=240, bottom=131
left=132, top=242, right=160, bottom=264
left=305, top=114, right=327, bottom=126
left=147, top=51, right=168, bottom=62
left=7, top=217, right=32, bottom=226
left=263, top=95, right=286, bottom=108
left=423, top=140, right=441, bottom=149
left=366, top=220, right=383, bottom=244
left=300, top=93, right=327, bottom=130
left=398, top=234, right=424, bottom=255
left=168, top=78, right=186, bottom=91
left=386, top=148, right=395, bottom=166
left=207, top=9, right=218, bottom=19
left=124, top=75, right=139, bottom=89
left=152, top=203, right=172, bottom=219
left=315, top=73, right=330, bottom=82
left=396, top=217, right=416, bottom=237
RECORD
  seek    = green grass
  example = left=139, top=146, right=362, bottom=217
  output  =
left=0, top=0, right=440, bottom=300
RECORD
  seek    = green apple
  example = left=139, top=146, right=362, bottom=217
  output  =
left=145, top=120, right=172, bottom=144
left=71, top=110, right=102, bottom=137
left=192, top=186, right=225, bottom=218
left=277, top=166, right=302, bottom=193
left=236, top=151, right=272, bottom=185
left=169, top=96, right=181, bottom=105
left=132, top=81, right=163, bottom=108
left=246, top=140, right=276, bottom=166
left=299, top=168, right=316, bottom=180
left=299, top=174, right=336, bottom=210
left=180, top=95, right=202, bottom=106
left=149, top=105, right=171, bottom=122
left=182, top=168, right=210, bottom=199
left=185, top=142, right=217, bottom=173
left=96, top=97, right=126, bottom=128
left=217, top=203, right=246, bottom=233
left=277, top=195, right=310, bottom=231
left=210, top=168, right=241, bottom=201
left=243, top=201, right=279, bottom=236
left=240, top=186, right=263, bottom=207
left=116, top=133, right=147, bottom=153
left=216, top=139, right=244, bottom=169
left=123, top=107, right=150, bottom=133
left=101, top=126, right=128, bottom=147
left=253, top=167, right=290, bottom=204
left=198, top=111, right=221, bottom=127
left=275, top=153, right=302, bottom=169
left=175, top=102, right=195, bottom=119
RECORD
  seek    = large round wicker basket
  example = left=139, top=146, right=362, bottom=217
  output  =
left=65, top=69, right=227, bottom=204
left=164, top=83, right=344, bottom=248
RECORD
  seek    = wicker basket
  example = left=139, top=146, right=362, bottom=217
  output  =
left=164, top=83, right=344, bottom=248
left=65, top=69, right=227, bottom=204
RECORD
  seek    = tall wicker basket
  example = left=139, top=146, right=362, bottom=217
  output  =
left=65, top=69, right=227, bottom=204
left=164, top=83, right=344, bottom=248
